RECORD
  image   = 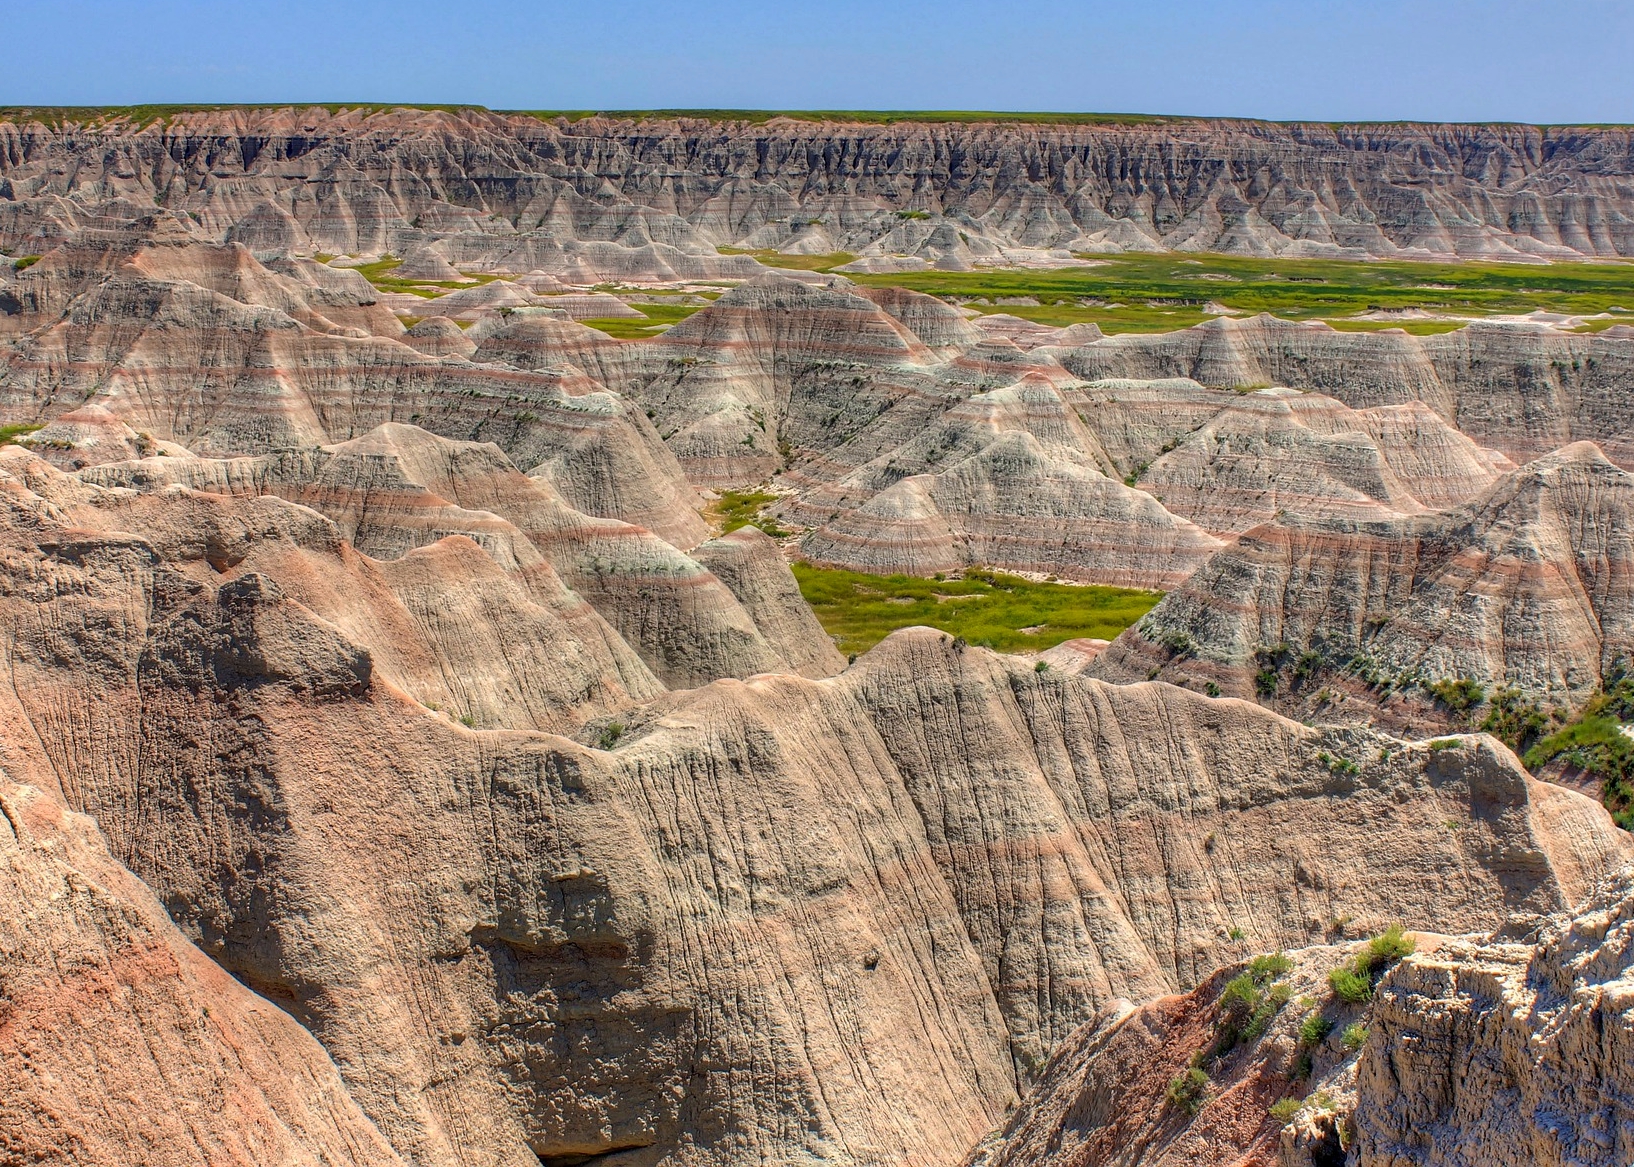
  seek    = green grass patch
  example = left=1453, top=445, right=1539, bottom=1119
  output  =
left=1321, top=318, right=1474, bottom=336
left=0, top=423, right=44, bottom=445
left=12, top=255, right=41, bottom=271
left=712, top=489, right=781, bottom=533
left=717, top=247, right=857, bottom=272
left=1523, top=667, right=1634, bottom=828
left=1327, top=925, right=1416, bottom=1003
left=580, top=301, right=707, bottom=339
left=791, top=564, right=1160, bottom=656
left=1166, top=1067, right=1210, bottom=1115
left=1270, top=1097, right=1304, bottom=1122
left=848, top=252, right=1634, bottom=337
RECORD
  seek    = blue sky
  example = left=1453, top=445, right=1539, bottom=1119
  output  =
left=7, top=0, right=1633, bottom=123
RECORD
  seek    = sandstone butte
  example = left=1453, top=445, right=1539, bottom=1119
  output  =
left=0, top=108, right=1633, bottom=1167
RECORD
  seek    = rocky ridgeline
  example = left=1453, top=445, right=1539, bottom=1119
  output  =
left=1, top=108, right=1633, bottom=267
left=966, top=867, right=1634, bottom=1167
left=3, top=214, right=1634, bottom=711
left=1, top=131, right=1634, bottom=1165
left=0, top=432, right=1625, bottom=1163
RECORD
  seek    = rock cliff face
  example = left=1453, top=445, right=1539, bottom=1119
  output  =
left=956, top=866, right=1634, bottom=1167
left=5, top=108, right=1634, bottom=1167
left=0, top=438, right=1625, bottom=1166
left=0, top=779, right=405, bottom=1167
left=3, top=108, right=1633, bottom=266
left=1354, top=869, right=1634, bottom=1167
left=1092, top=441, right=1634, bottom=722
left=1059, top=315, right=1634, bottom=465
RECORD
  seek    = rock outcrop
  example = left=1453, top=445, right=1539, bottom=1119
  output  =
left=3, top=108, right=1633, bottom=264
left=0, top=436, right=1625, bottom=1167
left=1092, top=442, right=1634, bottom=721
left=0, top=779, right=405, bottom=1167
left=1060, top=315, right=1634, bottom=465
left=1354, top=868, right=1634, bottom=1167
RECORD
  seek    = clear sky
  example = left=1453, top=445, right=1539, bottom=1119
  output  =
left=7, top=0, right=1633, bottom=123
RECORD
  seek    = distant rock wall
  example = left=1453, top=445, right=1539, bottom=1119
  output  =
left=1, top=108, right=1632, bottom=262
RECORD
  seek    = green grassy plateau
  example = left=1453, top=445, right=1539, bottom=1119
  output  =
left=791, top=564, right=1161, bottom=656
left=843, top=253, right=1634, bottom=334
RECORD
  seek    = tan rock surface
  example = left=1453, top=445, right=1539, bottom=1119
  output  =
left=0, top=780, right=405, bottom=1167
left=0, top=437, right=1624, bottom=1166
left=4, top=109, right=1632, bottom=264
left=1354, top=869, right=1634, bottom=1167
left=1093, top=442, right=1634, bottom=722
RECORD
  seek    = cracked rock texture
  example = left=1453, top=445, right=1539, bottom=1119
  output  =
left=0, top=780, right=405, bottom=1167
left=0, top=431, right=1626, bottom=1165
left=2, top=109, right=1632, bottom=266
left=1353, top=868, right=1634, bottom=1167
left=1093, top=441, right=1634, bottom=726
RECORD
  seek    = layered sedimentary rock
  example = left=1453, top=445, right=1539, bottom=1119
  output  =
left=3, top=108, right=1633, bottom=267
left=1059, top=315, right=1634, bottom=465
left=79, top=424, right=807, bottom=691
left=1354, top=868, right=1634, bottom=1167
left=1092, top=442, right=1634, bottom=722
left=1133, top=389, right=1513, bottom=536
left=0, top=780, right=405, bottom=1167
left=0, top=440, right=1625, bottom=1166
left=961, top=942, right=1375, bottom=1167
left=798, top=431, right=1223, bottom=588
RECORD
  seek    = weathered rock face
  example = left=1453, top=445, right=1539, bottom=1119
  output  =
left=1133, top=389, right=1513, bottom=536
left=3, top=109, right=1633, bottom=264
left=1059, top=315, right=1634, bottom=465
left=0, top=779, right=405, bottom=1167
left=960, top=942, right=1376, bottom=1167
left=1092, top=442, right=1634, bottom=722
left=0, top=442, right=1626, bottom=1167
left=76, top=424, right=814, bottom=693
left=1354, top=869, right=1634, bottom=1167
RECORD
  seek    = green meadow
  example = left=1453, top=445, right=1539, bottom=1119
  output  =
left=791, top=564, right=1161, bottom=656
left=843, top=252, right=1634, bottom=334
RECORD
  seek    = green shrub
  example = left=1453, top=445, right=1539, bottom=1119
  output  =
left=1363, top=924, right=1416, bottom=970
left=1166, top=1067, right=1209, bottom=1114
left=1205, top=681, right=1221, bottom=697
left=1340, top=1023, right=1369, bottom=1052
left=1245, top=982, right=1292, bottom=1039
left=1480, top=687, right=1550, bottom=753
left=1328, top=966, right=1373, bottom=1003
left=1249, top=952, right=1294, bottom=981
left=1428, top=677, right=1486, bottom=713
left=1255, top=668, right=1279, bottom=696
left=598, top=722, right=625, bottom=750
left=1269, top=1096, right=1304, bottom=1122
left=1298, top=1011, right=1334, bottom=1047
left=1428, top=738, right=1461, bottom=752
left=1328, top=925, right=1415, bottom=1002
left=12, top=255, right=41, bottom=271
left=1035, top=660, right=1050, bottom=673
left=1220, top=973, right=1262, bottom=1017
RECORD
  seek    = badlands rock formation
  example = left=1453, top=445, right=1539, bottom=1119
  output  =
left=1061, top=314, right=1634, bottom=465
left=0, top=780, right=404, bottom=1167
left=960, top=863, right=1634, bottom=1167
left=3, top=109, right=1634, bottom=1167
left=1093, top=441, right=1634, bottom=723
left=961, top=942, right=1372, bottom=1167
left=1354, top=868, right=1634, bottom=1167
left=2, top=108, right=1633, bottom=268
left=0, top=428, right=1626, bottom=1165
